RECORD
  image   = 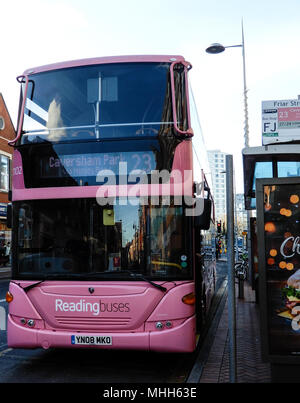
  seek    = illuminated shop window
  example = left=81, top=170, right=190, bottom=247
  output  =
left=0, top=155, right=9, bottom=191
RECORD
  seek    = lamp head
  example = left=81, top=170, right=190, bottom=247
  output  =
left=205, top=43, right=225, bottom=54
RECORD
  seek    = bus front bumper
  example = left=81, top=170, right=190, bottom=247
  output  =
left=7, top=314, right=196, bottom=353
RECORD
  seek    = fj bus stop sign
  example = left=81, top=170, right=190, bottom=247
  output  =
left=262, top=99, right=300, bottom=145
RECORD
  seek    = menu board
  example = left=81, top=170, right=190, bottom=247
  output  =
left=257, top=178, right=300, bottom=363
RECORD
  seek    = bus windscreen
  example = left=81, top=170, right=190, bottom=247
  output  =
left=13, top=198, right=192, bottom=281
left=21, top=63, right=174, bottom=143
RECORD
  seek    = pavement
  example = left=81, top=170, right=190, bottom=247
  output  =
left=193, top=259, right=271, bottom=383
left=0, top=265, right=11, bottom=279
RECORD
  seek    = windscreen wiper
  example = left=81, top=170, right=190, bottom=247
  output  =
left=87, top=270, right=167, bottom=292
left=18, top=273, right=83, bottom=292
left=130, top=273, right=167, bottom=292
left=22, top=280, right=44, bottom=293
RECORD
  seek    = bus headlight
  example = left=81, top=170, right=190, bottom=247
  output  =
left=182, top=292, right=195, bottom=305
left=6, top=291, right=13, bottom=303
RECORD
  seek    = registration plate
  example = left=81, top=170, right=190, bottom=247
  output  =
left=71, top=335, right=112, bottom=345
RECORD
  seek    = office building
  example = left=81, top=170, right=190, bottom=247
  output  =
left=207, top=149, right=227, bottom=222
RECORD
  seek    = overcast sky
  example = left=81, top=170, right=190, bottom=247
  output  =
left=2, top=0, right=300, bottom=191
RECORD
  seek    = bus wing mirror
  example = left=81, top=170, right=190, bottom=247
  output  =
left=194, top=199, right=211, bottom=230
left=169, top=61, right=193, bottom=137
left=7, top=203, right=12, bottom=229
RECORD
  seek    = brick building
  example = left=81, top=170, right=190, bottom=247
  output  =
left=0, top=93, right=15, bottom=240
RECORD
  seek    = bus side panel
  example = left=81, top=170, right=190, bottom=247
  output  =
left=7, top=314, right=38, bottom=348
left=12, top=150, right=25, bottom=190
left=172, top=141, right=193, bottom=173
left=146, top=282, right=194, bottom=321
left=8, top=282, right=43, bottom=320
left=149, top=316, right=196, bottom=352
left=147, top=283, right=196, bottom=352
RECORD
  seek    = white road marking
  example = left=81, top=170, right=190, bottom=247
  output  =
left=0, top=348, right=12, bottom=357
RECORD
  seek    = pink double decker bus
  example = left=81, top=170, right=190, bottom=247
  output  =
left=6, top=55, right=216, bottom=352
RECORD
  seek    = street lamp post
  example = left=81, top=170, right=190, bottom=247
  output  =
left=206, top=23, right=251, bottom=286
left=206, top=21, right=249, bottom=148
left=206, top=21, right=250, bottom=384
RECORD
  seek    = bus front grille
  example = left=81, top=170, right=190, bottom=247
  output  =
left=55, top=316, right=132, bottom=329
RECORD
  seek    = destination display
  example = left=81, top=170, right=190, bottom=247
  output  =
left=262, top=99, right=300, bottom=145
left=257, top=178, right=300, bottom=362
left=39, top=151, right=156, bottom=179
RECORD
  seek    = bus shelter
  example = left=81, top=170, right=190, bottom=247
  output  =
left=256, top=177, right=300, bottom=368
left=242, top=144, right=300, bottom=294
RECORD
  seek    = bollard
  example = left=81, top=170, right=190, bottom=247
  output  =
left=0, top=306, right=6, bottom=331
left=238, top=278, right=244, bottom=299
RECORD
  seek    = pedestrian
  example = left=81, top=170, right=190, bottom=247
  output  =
left=5, top=242, right=11, bottom=265
left=215, top=239, right=219, bottom=259
left=0, top=241, right=5, bottom=257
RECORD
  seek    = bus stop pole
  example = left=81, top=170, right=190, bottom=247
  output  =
left=226, top=154, right=237, bottom=383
